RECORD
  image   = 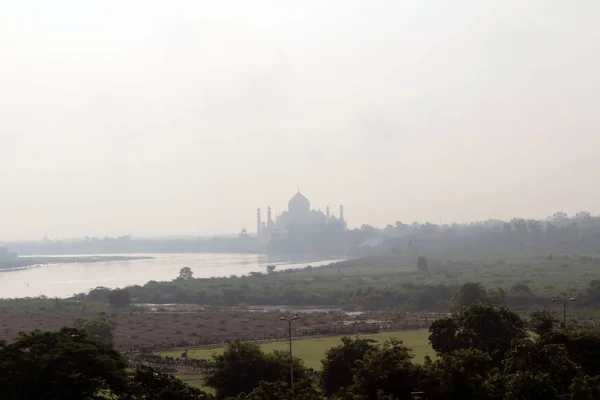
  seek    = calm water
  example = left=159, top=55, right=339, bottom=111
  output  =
left=0, top=253, right=342, bottom=299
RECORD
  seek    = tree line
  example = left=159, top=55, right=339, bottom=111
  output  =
left=356, top=210, right=600, bottom=257
left=5, top=210, right=600, bottom=258
left=79, top=263, right=600, bottom=311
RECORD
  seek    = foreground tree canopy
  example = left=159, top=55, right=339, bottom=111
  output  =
left=319, top=337, right=377, bottom=396
left=0, top=328, right=211, bottom=400
left=205, top=339, right=308, bottom=399
left=0, top=327, right=129, bottom=399
left=429, top=303, right=526, bottom=365
left=5, top=303, right=600, bottom=399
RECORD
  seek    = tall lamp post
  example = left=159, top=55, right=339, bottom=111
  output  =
left=280, top=314, right=299, bottom=386
left=552, top=296, right=576, bottom=328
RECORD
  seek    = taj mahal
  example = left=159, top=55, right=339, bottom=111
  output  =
left=256, top=190, right=346, bottom=240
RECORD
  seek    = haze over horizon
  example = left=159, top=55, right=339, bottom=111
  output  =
left=2, top=0, right=599, bottom=241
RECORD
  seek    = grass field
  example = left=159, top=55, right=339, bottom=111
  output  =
left=162, top=329, right=433, bottom=370
left=175, top=374, right=215, bottom=393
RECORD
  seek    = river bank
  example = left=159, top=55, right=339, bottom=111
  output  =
left=0, top=255, right=154, bottom=271
left=0, top=253, right=343, bottom=298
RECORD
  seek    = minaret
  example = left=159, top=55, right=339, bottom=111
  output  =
left=257, top=208, right=262, bottom=238
left=339, top=205, right=345, bottom=222
left=326, top=206, right=330, bottom=219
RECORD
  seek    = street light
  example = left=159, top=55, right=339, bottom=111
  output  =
left=280, top=314, right=299, bottom=386
left=552, top=296, right=576, bottom=328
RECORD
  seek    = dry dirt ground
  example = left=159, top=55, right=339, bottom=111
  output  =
left=0, top=307, right=402, bottom=351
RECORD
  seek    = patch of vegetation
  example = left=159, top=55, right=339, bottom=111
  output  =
left=78, top=254, right=600, bottom=312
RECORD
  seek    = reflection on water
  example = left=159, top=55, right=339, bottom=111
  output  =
left=0, top=253, right=342, bottom=299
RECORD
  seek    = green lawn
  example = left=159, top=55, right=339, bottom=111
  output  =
left=162, top=329, right=433, bottom=370
left=175, top=374, right=215, bottom=393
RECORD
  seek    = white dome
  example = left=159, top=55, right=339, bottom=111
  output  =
left=288, top=191, right=310, bottom=212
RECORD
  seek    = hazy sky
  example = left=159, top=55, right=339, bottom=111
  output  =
left=1, top=0, right=599, bottom=240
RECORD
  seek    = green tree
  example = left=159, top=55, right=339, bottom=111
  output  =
left=320, top=336, right=377, bottom=396
left=347, top=339, right=418, bottom=400
left=540, top=330, right=600, bottom=376
left=227, top=379, right=323, bottom=400
left=427, top=317, right=461, bottom=354
left=568, top=375, right=600, bottom=400
left=74, top=311, right=116, bottom=345
left=0, top=328, right=129, bottom=400
left=510, top=283, right=533, bottom=295
left=528, top=311, right=558, bottom=335
left=126, top=365, right=213, bottom=400
left=429, top=304, right=526, bottom=365
left=502, top=339, right=582, bottom=395
left=110, top=288, right=132, bottom=308
left=178, top=267, right=194, bottom=280
left=205, top=340, right=307, bottom=399
left=502, top=371, right=560, bottom=400
left=87, top=286, right=112, bottom=302
left=487, top=287, right=506, bottom=306
left=450, top=282, right=488, bottom=310
left=420, top=349, right=496, bottom=400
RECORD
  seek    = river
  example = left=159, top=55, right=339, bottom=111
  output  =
left=0, top=253, right=343, bottom=299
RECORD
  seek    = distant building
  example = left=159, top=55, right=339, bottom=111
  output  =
left=257, top=190, right=346, bottom=240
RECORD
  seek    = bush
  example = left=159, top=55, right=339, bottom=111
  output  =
left=109, top=289, right=132, bottom=308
